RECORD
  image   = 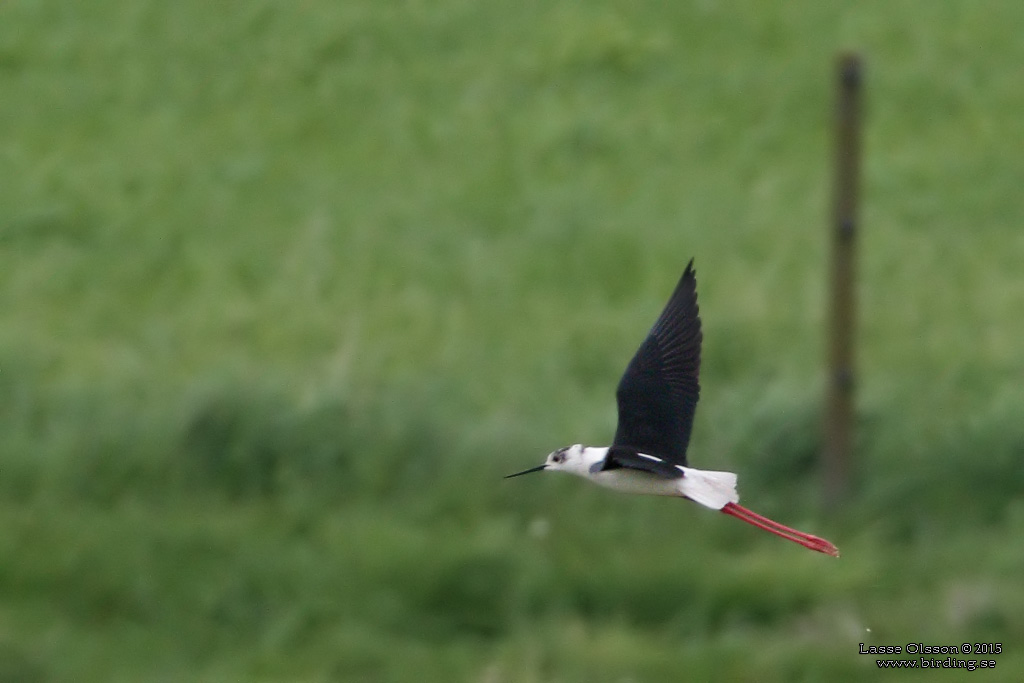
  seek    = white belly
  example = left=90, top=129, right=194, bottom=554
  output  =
left=589, top=466, right=739, bottom=509
left=590, top=469, right=682, bottom=497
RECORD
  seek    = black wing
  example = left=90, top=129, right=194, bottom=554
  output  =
left=592, top=445, right=683, bottom=479
left=612, top=259, right=702, bottom=465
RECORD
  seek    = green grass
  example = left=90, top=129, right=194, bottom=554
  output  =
left=3, top=1, right=1024, bottom=680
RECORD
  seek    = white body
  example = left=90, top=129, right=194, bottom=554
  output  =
left=547, top=445, right=739, bottom=510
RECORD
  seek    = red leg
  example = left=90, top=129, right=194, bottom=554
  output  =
left=722, top=502, right=840, bottom=557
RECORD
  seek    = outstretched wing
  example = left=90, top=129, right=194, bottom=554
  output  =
left=612, top=259, right=702, bottom=465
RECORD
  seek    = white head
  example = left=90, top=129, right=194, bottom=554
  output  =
left=505, top=444, right=606, bottom=480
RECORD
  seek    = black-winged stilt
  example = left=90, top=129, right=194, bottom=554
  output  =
left=506, top=260, right=839, bottom=557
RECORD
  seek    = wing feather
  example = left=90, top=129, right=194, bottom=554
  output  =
left=612, top=259, right=702, bottom=465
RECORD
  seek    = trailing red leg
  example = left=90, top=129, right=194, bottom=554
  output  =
left=721, top=502, right=839, bottom=557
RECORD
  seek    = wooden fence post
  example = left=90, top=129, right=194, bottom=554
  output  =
left=823, top=52, right=862, bottom=511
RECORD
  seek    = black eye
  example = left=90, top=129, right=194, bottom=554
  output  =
left=552, top=450, right=566, bottom=463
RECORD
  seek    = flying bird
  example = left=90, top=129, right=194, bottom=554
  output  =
left=506, top=259, right=839, bottom=557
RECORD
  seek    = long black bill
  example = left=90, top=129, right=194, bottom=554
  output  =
left=504, top=464, right=547, bottom=479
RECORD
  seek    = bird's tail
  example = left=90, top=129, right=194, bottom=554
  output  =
left=678, top=467, right=739, bottom=510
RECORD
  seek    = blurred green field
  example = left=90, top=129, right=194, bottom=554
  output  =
left=3, top=1, right=1024, bottom=681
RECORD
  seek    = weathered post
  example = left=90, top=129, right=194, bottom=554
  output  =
left=823, top=52, right=862, bottom=511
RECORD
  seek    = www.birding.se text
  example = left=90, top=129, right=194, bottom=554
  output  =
left=875, top=657, right=996, bottom=671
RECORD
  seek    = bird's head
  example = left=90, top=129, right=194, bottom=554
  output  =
left=505, top=444, right=592, bottom=479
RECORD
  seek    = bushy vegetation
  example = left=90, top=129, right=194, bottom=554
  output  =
left=2, top=1, right=1023, bottom=680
